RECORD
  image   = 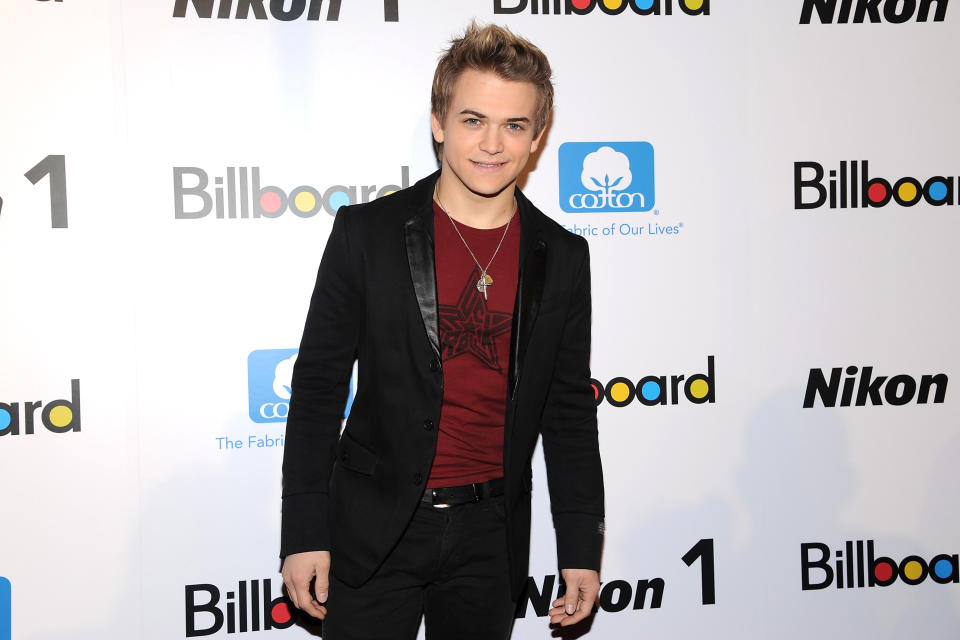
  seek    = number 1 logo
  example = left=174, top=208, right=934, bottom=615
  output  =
left=24, top=154, right=68, bottom=228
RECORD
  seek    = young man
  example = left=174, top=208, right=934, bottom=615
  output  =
left=280, top=23, right=604, bottom=640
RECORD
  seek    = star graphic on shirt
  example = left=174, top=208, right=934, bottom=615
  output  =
left=438, top=268, right=513, bottom=371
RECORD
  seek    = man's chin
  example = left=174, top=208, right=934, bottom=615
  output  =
left=465, top=181, right=513, bottom=199
left=462, top=172, right=522, bottom=199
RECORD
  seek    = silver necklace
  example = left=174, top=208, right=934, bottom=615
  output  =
left=435, top=186, right=515, bottom=301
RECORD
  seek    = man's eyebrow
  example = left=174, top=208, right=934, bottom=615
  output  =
left=458, top=109, right=531, bottom=123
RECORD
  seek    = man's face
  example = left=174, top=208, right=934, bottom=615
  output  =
left=431, top=69, right=544, bottom=200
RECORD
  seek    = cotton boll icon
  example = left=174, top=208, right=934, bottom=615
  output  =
left=272, top=354, right=298, bottom=400
left=581, top=146, right=633, bottom=194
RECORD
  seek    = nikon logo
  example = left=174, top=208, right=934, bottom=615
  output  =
left=803, top=366, right=947, bottom=408
left=173, top=0, right=400, bottom=22
left=800, top=0, right=948, bottom=23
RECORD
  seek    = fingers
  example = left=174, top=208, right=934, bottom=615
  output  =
left=547, top=599, right=570, bottom=624
left=296, top=581, right=327, bottom=620
left=281, top=573, right=299, bottom=610
left=547, top=570, right=600, bottom=627
left=281, top=552, right=331, bottom=620
left=314, top=569, right=330, bottom=604
left=564, top=584, right=580, bottom=616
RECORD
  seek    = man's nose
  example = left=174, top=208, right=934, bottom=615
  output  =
left=479, top=126, right=504, bottom=155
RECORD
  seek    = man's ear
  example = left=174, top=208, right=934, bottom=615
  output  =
left=530, top=126, right=545, bottom=154
left=430, top=112, right=444, bottom=144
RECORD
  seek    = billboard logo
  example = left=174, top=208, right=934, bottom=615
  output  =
left=173, top=166, right=410, bottom=220
left=559, top=143, right=655, bottom=213
left=0, top=380, right=81, bottom=437
left=496, top=0, right=709, bottom=16
left=185, top=579, right=308, bottom=636
left=803, top=366, right=947, bottom=408
left=794, top=161, right=955, bottom=209
left=173, top=0, right=400, bottom=22
left=591, top=356, right=715, bottom=407
left=800, top=0, right=948, bottom=24
left=248, top=350, right=354, bottom=423
left=1, top=577, right=10, bottom=640
left=801, top=540, right=958, bottom=589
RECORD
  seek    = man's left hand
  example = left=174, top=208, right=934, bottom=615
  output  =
left=548, top=568, right=600, bottom=626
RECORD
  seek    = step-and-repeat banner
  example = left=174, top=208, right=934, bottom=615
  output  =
left=2, top=1, right=958, bottom=638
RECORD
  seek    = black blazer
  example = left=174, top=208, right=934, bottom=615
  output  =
left=281, top=171, right=604, bottom=598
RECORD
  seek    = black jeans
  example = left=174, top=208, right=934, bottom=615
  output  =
left=322, top=495, right=516, bottom=640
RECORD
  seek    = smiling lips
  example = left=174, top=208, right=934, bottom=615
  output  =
left=473, top=160, right=507, bottom=169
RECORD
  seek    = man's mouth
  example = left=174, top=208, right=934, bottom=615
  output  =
left=472, top=161, right=506, bottom=168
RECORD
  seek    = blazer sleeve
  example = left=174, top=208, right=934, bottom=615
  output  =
left=540, top=237, right=605, bottom=571
left=280, top=206, right=362, bottom=557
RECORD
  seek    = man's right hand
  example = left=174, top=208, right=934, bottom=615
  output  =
left=281, top=550, right=331, bottom=619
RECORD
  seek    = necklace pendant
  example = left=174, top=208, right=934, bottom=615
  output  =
left=476, top=272, right=493, bottom=300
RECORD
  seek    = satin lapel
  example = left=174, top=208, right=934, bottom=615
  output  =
left=508, top=196, right=547, bottom=399
left=405, top=178, right=440, bottom=358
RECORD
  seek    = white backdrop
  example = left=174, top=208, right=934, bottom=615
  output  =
left=1, top=1, right=958, bottom=638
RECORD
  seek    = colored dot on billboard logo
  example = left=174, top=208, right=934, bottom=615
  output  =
left=48, top=406, right=73, bottom=428
left=260, top=191, right=283, bottom=214
left=609, top=381, right=631, bottom=404
left=897, top=182, right=918, bottom=202
left=271, top=602, right=292, bottom=625
left=294, top=191, right=317, bottom=213
left=591, top=382, right=601, bottom=402
left=934, top=558, right=954, bottom=579
left=902, top=560, right=924, bottom=581
left=0, top=409, right=10, bottom=429
left=603, top=0, right=624, bottom=9
left=634, top=0, right=654, bottom=9
left=688, top=379, right=709, bottom=400
left=929, top=181, right=948, bottom=201
left=685, top=0, right=704, bottom=9
left=867, top=183, right=888, bottom=203
left=328, top=191, right=351, bottom=212
left=571, top=0, right=590, bottom=9
left=640, top=381, right=660, bottom=402
left=874, top=561, right=894, bottom=582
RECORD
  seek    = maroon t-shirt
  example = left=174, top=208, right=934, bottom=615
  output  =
left=427, top=201, right=520, bottom=488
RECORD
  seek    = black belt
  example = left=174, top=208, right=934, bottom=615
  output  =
left=421, top=477, right=505, bottom=508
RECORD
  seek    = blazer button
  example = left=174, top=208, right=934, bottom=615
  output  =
left=429, top=358, right=441, bottom=372
left=423, top=418, right=434, bottom=431
left=413, top=472, right=423, bottom=485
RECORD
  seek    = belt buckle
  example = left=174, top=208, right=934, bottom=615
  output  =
left=431, top=489, right=452, bottom=509
left=471, top=483, right=481, bottom=503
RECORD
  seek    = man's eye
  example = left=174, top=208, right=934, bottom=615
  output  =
left=506, top=123, right=525, bottom=131
left=465, top=118, right=481, bottom=126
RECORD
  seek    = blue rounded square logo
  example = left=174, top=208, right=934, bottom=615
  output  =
left=559, top=142, right=655, bottom=213
left=1, top=576, right=10, bottom=640
left=248, top=349, right=299, bottom=423
left=247, top=349, right=354, bottom=423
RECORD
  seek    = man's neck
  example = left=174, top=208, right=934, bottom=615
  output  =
left=434, top=173, right=517, bottom=230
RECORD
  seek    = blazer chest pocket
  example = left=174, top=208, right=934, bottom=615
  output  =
left=336, top=430, right=379, bottom=476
